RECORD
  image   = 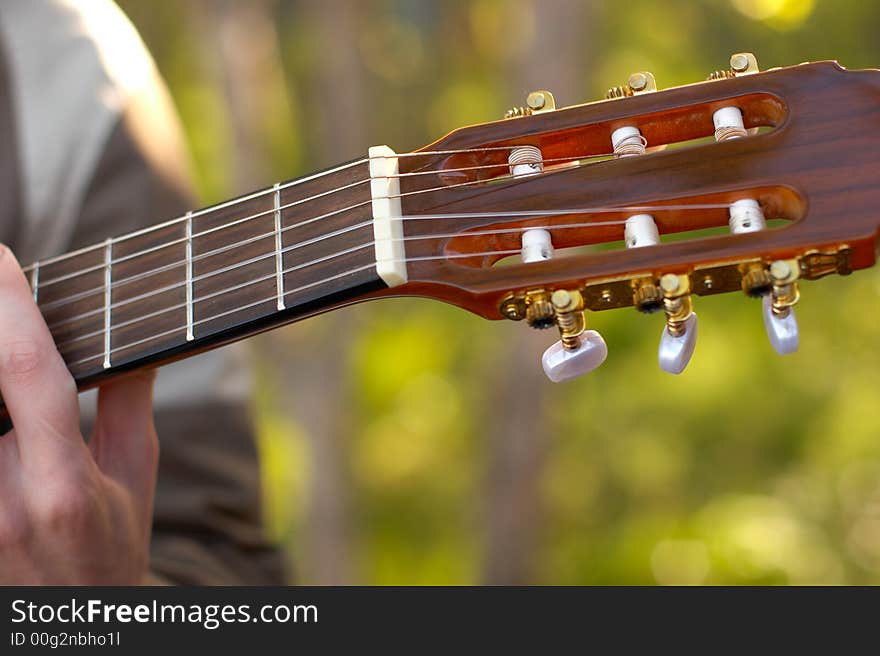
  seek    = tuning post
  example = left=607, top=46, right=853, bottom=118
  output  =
left=507, top=146, right=556, bottom=268
left=713, top=106, right=748, bottom=141
left=508, top=145, right=544, bottom=177
left=611, top=126, right=647, bottom=158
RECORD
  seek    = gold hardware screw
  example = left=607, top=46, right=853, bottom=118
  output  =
left=526, top=91, right=546, bottom=111
left=659, top=273, right=680, bottom=294
left=709, top=52, right=758, bottom=80
left=499, top=296, right=525, bottom=321
left=628, top=72, right=648, bottom=92
left=770, top=260, right=792, bottom=280
left=731, top=53, right=751, bottom=73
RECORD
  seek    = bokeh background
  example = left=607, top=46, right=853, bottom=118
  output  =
left=118, top=0, right=880, bottom=584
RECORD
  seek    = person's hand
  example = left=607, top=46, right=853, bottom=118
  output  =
left=0, top=245, right=158, bottom=584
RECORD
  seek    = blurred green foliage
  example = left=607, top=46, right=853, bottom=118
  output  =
left=120, top=0, right=880, bottom=584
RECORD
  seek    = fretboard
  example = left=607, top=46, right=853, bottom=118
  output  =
left=28, top=157, right=386, bottom=388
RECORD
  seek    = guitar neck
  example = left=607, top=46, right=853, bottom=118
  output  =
left=29, top=157, right=389, bottom=390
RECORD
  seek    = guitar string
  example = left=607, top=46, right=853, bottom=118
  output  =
left=32, top=151, right=603, bottom=292
left=46, top=203, right=734, bottom=335
left=22, top=144, right=569, bottom=274
left=54, top=204, right=734, bottom=356
left=36, top=155, right=622, bottom=316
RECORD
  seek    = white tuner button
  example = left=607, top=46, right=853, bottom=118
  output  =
left=658, top=313, right=698, bottom=375
left=762, top=295, right=799, bottom=355
left=541, top=330, right=608, bottom=383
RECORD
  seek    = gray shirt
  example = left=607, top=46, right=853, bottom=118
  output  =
left=0, top=0, right=284, bottom=584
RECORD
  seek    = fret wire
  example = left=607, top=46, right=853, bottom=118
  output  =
left=48, top=218, right=375, bottom=331
left=274, top=183, right=285, bottom=311
left=66, top=262, right=379, bottom=369
left=30, top=262, right=39, bottom=302
left=34, top=179, right=372, bottom=290
left=102, top=238, right=112, bottom=369
left=185, top=211, right=194, bottom=342
left=55, top=242, right=375, bottom=349
left=38, top=205, right=372, bottom=315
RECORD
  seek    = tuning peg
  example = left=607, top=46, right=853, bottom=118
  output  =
left=542, top=330, right=608, bottom=382
left=762, top=259, right=801, bottom=355
left=621, top=215, right=696, bottom=374
left=762, top=296, right=798, bottom=355
left=541, top=289, right=607, bottom=383
left=658, top=274, right=697, bottom=375
left=658, top=313, right=698, bottom=375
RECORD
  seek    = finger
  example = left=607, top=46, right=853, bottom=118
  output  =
left=91, top=369, right=159, bottom=504
left=0, top=245, right=81, bottom=462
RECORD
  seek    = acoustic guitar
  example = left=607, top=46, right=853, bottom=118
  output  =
left=25, top=53, right=875, bottom=391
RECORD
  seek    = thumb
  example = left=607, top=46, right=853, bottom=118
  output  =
left=91, top=370, right=159, bottom=505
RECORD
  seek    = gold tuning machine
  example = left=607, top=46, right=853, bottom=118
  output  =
left=659, top=273, right=693, bottom=338
left=550, top=289, right=586, bottom=350
left=504, top=90, right=556, bottom=119
left=709, top=52, right=759, bottom=80
left=761, top=259, right=801, bottom=355
left=658, top=273, right=698, bottom=374
left=768, top=259, right=800, bottom=318
left=606, top=72, right=657, bottom=99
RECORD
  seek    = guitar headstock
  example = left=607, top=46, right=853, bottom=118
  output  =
left=373, top=53, right=880, bottom=380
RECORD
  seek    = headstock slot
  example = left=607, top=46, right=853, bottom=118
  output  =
left=398, top=92, right=786, bottom=189
left=439, top=186, right=804, bottom=269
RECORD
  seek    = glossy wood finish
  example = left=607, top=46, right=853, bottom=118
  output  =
left=390, top=61, right=880, bottom=319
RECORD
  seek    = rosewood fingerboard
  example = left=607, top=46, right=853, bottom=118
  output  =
left=30, top=159, right=384, bottom=389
